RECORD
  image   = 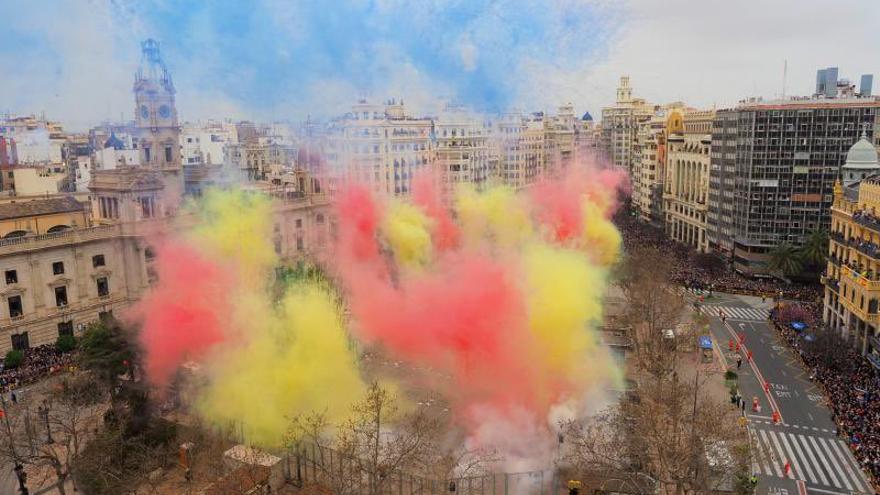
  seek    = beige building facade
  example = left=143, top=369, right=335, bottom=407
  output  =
left=664, top=109, right=715, bottom=253
left=823, top=137, right=880, bottom=368
left=327, top=99, right=434, bottom=197
left=434, top=107, right=493, bottom=197
left=496, top=112, right=545, bottom=189
left=633, top=111, right=669, bottom=225
left=601, top=76, right=655, bottom=174
left=0, top=175, right=332, bottom=353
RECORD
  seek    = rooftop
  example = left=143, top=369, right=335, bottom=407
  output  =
left=738, top=96, right=880, bottom=110
left=89, top=167, right=164, bottom=192
left=0, top=195, right=84, bottom=221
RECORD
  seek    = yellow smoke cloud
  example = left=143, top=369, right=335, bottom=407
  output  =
left=582, top=200, right=621, bottom=266
left=198, top=283, right=364, bottom=448
left=456, top=184, right=532, bottom=249
left=383, top=200, right=433, bottom=267
left=523, top=244, right=603, bottom=380
left=187, top=189, right=277, bottom=284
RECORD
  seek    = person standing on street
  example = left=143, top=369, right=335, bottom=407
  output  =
left=736, top=355, right=742, bottom=370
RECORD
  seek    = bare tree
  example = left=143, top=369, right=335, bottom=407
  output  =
left=617, top=246, right=687, bottom=379
left=563, top=371, right=748, bottom=495
left=287, top=382, right=445, bottom=495
left=0, top=374, right=106, bottom=495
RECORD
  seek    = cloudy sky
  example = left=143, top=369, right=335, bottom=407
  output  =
left=1, top=0, right=878, bottom=129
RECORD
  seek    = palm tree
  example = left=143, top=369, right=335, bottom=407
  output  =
left=769, top=243, right=804, bottom=277
left=799, top=229, right=829, bottom=268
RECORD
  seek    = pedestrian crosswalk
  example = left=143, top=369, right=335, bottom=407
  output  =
left=701, top=305, right=769, bottom=321
left=751, top=428, right=873, bottom=493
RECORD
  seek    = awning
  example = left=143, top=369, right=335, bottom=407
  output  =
left=699, top=335, right=713, bottom=350
left=791, top=321, right=808, bottom=331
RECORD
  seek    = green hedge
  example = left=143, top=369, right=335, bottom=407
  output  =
left=4, top=350, right=24, bottom=369
left=56, top=334, right=77, bottom=353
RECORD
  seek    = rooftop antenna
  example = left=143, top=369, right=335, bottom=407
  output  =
left=782, top=59, right=788, bottom=99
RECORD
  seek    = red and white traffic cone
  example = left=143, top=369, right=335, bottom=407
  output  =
left=772, top=410, right=780, bottom=424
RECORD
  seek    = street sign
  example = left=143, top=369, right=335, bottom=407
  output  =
left=699, top=335, right=713, bottom=350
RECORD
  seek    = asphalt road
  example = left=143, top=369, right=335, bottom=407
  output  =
left=700, top=292, right=874, bottom=495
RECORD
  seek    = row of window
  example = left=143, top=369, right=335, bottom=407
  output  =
left=6, top=277, right=110, bottom=318
left=8, top=311, right=113, bottom=351
left=4, top=255, right=105, bottom=286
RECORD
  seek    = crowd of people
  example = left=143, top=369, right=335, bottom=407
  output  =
left=615, top=213, right=822, bottom=301
left=774, top=318, right=880, bottom=481
left=615, top=211, right=880, bottom=486
left=0, top=344, right=73, bottom=396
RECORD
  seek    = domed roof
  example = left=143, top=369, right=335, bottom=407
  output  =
left=843, top=134, right=879, bottom=170
left=581, top=111, right=593, bottom=121
left=103, top=132, right=125, bottom=150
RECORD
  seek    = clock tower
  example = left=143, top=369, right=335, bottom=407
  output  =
left=132, top=39, right=183, bottom=206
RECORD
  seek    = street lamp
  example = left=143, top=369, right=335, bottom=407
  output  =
left=37, top=404, right=52, bottom=444
left=14, top=463, right=29, bottom=494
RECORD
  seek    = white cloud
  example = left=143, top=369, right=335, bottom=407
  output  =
left=0, top=2, right=137, bottom=130
left=571, top=0, right=880, bottom=115
left=458, top=35, right=479, bottom=72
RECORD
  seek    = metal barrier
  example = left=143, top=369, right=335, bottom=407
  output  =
left=287, top=442, right=563, bottom=495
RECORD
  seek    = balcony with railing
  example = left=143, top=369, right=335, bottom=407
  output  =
left=853, top=210, right=880, bottom=235
left=841, top=265, right=880, bottom=291
left=823, top=275, right=840, bottom=293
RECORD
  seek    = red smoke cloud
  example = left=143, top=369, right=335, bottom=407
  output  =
left=412, top=174, right=460, bottom=251
left=129, top=241, right=235, bottom=387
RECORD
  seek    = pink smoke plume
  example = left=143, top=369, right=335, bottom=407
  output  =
left=335, top=159, right=626, bottom=461
left=412, top=173, right=460, bottom=251
left=128, top=241, right=235, bottom=387
left=531, top=166, right=627, bottom=242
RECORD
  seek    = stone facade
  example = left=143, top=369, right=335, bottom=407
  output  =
left=664, top=110, right=715, bottom=253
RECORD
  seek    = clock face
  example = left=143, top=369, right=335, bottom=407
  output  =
left=159, top=105, right=171, bottom=119
left=140, top=105, right=149, bottom=119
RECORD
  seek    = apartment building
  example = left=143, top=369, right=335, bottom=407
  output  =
left=496, top=112, right=545, bottom=189
left=601, top=76, right=655, bottom=174
left=633, top=105, right=685, bottom=227
left=823, top=136, right=880, bottom=367
left=664, top=109, right=715, bottom=253
left=434, top=106, right=493, bottom=196
left=325, top=99, right=434, bottom=197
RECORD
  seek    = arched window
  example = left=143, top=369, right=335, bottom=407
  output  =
left=46, top=225, right=71, bottom=234
left=4, top=230, right=27, bottom=239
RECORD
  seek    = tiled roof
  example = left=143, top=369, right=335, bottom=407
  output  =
left=0, top=196, right=84, bottom=221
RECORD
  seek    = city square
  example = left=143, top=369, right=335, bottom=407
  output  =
left=0, top=1, right=878, bottom=494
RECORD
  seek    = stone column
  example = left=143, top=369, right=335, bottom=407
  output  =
left=28, top=256, right=44, bottom=310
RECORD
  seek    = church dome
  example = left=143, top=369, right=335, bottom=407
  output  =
left=103, top=132, right=125, bottom=150
left=843, top=135, right=879, bottom=170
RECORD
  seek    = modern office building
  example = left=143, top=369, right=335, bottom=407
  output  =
left=707, top=96, right=880, bottom=276
left=707, top=109, right=738, bottom=257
